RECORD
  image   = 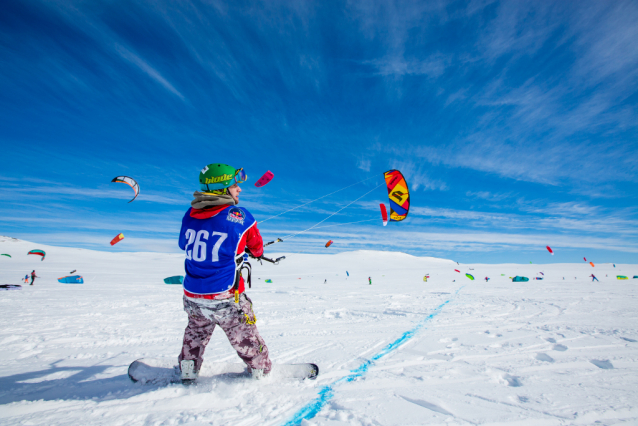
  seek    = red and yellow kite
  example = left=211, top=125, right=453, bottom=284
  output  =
left=383, top=170, right=409, bottom=222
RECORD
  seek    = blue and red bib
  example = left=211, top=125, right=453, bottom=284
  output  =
left=179, top=206, right=256, bottom=295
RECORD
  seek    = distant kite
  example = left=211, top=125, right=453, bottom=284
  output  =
left=546, top=246, right=554, bottom=255
left=1, top=254, right=10, bottom=258
left=454, top=269, right=460, bottom=273
left=325, top=240, right=333, bottom=248
left=28, top=249, right=45, bottom=261
left=380, top=204, right=388, bottom=226
left=164, top=276, right=184, bottom=284
left=584, top=257, right=587, bottom=262
left=111, top=176, right=140, bottom=203
left=465, top=274, right=475, bottom=281
left=110, top=233, right=125, bottom=246
left=255, top=171, right=274, bottom=188
left=590, top=262, right=595, bottom=267
left=58, top=275, right=84, bottom=284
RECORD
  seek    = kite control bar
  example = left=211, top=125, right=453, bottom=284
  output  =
left=260, top=255, right=286, bottom=265
left=245, top=247, right=285, bottom=265
left=263, top=238, right=283, bottom=247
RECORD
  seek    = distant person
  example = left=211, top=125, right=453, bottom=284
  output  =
left=590, top=274, right=599, bottom=282
left=24, top=274, right=29, bottom=283
left=324, top=279, right=327, bottom=284
left=485, top=277, right=489, bottom=282
left=368, top=276, right=371, bottom=285
left=30, top=270, right=38, bottom=285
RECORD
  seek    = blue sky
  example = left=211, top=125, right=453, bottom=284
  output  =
left=1, top=0, right=637, bottom=264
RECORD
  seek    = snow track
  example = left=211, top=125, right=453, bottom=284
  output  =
left=1, top=238, right=637, bottom=425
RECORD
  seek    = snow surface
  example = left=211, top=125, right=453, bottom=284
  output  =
left=1, top=236, right=638, bottom=425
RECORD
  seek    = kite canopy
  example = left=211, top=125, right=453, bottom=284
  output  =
left=265, top=279, right=273, bottom=283
left=325, top=240, right=333, bottom=248
left=1, top=254, right=10, bottom=258
left=164, top=276, right=184, bottom=284
left=617, top=276, right=628, bottom=280
left=512, top=276, right=529, bottom=282
left=383, top=170, right=409, bottom=222
left=110, top=233, right=125, bottom=246
left=28, top=249, right=45, bottom=261
left=111, top=176, right=140, bottom=203
left=58, top=275, right=84, bottom=284
left=255, top=171, right=274, bottom=188
left=546, top=246, right=554, bottom=255
left=454, top=269, right=460, bottom=273
left=465, top=274, right=475, bottom=280
left=380, top=204, right=388, bottom=226
left=0, top=285, right=22, bottom=291
left=590, top=262, right=595, bottom=267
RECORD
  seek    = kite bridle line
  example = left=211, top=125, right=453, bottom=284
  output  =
left=263, top=182, right=385, bottom=248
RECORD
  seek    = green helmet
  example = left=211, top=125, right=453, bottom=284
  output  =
left=199, top=163, right=247, bottom=192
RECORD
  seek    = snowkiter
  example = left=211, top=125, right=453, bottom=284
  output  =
left=30, top=270, right=38, bottom=285
left=368, top=276, right=371, bottom=285
left=590, top=274, right=599, bottom=282
left=177, top=164, right=271, bottom=383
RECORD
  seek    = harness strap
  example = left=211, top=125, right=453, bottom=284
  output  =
left=233, top=253, right=252, bottom=303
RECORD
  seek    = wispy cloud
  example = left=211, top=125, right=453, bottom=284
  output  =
left=114, top=44, right=185, bottom=100
left=388, top=160, right=447, bottom=191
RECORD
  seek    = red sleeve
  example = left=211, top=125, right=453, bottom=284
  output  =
left=237, top=223, right=264, bottom=257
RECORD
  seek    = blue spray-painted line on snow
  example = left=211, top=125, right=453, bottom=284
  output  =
left=282, top=286, right=464, bottom=426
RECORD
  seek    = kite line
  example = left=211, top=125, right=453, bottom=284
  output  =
left=260, top=176, right=378, bottom=224
left=278, top=183, right=385, bottom=242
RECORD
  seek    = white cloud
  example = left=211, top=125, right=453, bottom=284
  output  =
left=114, top=44, right=185, bottom=101
left=357, top=158, right=371, bottom=172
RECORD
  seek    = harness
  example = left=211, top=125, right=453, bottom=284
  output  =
left=233, top=253, right=256, bottom=324
left=233, top=253, right=252, bottom=301
left=231, top=251, right=285, bottom=324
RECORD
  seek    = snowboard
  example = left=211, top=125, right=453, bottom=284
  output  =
left=128, top=358, right=318, bottom=384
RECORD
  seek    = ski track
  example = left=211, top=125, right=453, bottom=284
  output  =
left=1, top=238, right=638, bottom=425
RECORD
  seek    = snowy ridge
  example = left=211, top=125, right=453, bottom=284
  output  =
left=1, top=238, right=637, bottom=425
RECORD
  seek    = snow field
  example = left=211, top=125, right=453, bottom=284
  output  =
left=1, top=237, right=637, bottom=425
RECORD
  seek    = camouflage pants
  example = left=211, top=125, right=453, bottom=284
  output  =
left=178, top=293, right=272, bottom=374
